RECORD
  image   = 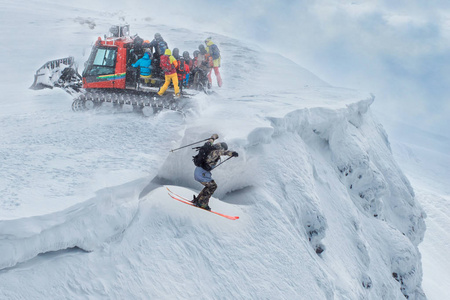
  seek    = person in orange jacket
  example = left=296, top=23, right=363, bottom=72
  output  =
left=172, top=48, right=190, bottom=88
left=158, top=49, right=180, bottom=97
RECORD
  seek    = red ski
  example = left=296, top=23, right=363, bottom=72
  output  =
left=166, top=187, right=239, bottom=220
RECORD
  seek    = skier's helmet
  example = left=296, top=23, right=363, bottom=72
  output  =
left=154, top=33, right=162, bottom=40
left=183, top=51, right=190, bottom=59
left=198, top=44, right=206, bottom=54
left=219, top=142, right=228, bottom=150
left=172, top=48, right=180, bottom=59
left=193, top=50, right=200, bottom=58
left=144, top=49, right=153, bottom=58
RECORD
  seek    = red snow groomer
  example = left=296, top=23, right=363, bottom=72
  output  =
left=30, top=25, right=195, bottom=115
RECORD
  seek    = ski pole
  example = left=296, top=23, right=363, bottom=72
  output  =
left=213, top=156, right=234, bottom=169
left=170, top=136, right=215, bottom=153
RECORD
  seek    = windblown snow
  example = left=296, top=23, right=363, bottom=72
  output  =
left=0, top=1, right=432, bottom=299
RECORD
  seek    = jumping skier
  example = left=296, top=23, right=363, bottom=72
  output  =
left=192, top=134, right=238, bottom=211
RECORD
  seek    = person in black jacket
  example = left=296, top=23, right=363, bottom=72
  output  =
left=192, top=134, right=238, bottom=211
left=149, top=33, right=168, bottom=78
left=149, top=33, right=168, bottom=59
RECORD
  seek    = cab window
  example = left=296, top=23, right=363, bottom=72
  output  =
left=86, top=48, right=117, bottom=76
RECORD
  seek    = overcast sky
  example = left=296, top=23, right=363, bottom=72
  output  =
left=64, top=0, right=450, bottom=136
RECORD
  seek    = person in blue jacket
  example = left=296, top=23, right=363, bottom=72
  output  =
left=132, top=52, right=152, bottom=84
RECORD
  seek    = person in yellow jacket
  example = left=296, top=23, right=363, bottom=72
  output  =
left=205, top=37, right=222, bottom=87
left=158, top=49, right=180, bottom=97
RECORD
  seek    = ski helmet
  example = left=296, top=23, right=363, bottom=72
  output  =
left=198, top=44, right=206, bottom=54
left=193, top=50, right=200, bottom=58
left=219, top=142, right=228, bottom=150
left=172, top=48, right=180, bottom=59
left=154, top=33, right=162, bottom=40
left=183, top=51, right=190, bottom=59
left=145, top=49, right=153, bottom=58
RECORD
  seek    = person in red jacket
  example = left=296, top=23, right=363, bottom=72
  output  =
left=189, top=50, right=200, bottom=88
left=177, top=56, right=190, bottom=88
left=183, top=51, right=193, bottom=70
left=158, top=49, right=180, bottom=97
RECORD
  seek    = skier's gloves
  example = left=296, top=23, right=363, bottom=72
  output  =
left=231, top=151, right=239, bottom=157
left=211, top=134, right=219, bottom=140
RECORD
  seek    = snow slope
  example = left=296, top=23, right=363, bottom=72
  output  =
left=378, top=118, right=450, bottom=300
left=0, top=1, right=436, bottom=299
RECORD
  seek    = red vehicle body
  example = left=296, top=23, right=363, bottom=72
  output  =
left=82, top=25, right=138, bottom=90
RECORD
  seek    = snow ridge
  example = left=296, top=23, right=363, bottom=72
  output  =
left=0, top=178, right=148, bottom=270
left=263, top=97, right=426, bottom=299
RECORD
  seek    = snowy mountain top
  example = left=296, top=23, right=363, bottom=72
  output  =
left=0, top=2, right=431, bottom=299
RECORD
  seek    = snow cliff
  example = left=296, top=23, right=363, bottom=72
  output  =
left=1, top=95, right=426, bottom=299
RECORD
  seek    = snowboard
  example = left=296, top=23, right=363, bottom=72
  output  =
left=166, top=187, right=239, bottom=220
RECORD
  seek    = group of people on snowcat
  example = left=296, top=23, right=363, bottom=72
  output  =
left=129, top=33, right=222, bottom=96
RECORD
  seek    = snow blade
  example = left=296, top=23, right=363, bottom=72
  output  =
left=30, top=56, right=82, bottom=92
left=166, top=187, right=239, bottom=220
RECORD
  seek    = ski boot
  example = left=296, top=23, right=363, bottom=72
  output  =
left=198, top=204, right=211, bottom=211
left=194, top=199, right=211, bottom=211
left=191, top=195, right=198, bottom=205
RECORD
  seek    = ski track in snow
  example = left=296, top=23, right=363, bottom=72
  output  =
left=0, top=1, right=448, bottom=299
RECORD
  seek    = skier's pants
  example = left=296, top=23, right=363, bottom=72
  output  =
left=197, top=180, right=217, bottom=206
left=158, top=73, right=180, bottom=96
left=207, top=66, right=222, bottom=87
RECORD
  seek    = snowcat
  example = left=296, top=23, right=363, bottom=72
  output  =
left=30, top=25, right=200, bottom=115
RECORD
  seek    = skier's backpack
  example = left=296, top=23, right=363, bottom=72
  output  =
left=193, top=142, right=214, bottom=171
left=178, top=59, right=186, bottom=74
left=134, top=36, right=144, bottom=48
left=210, top=44, right=220, bottom=60
left=133, top=36, right=145, bottom=58
left=160, top=55, right=175, bottom=74
left=158, top=40, right=167, bottom=56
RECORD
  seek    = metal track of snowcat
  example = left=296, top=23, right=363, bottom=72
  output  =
left=71, top=89, right=185, bottom=116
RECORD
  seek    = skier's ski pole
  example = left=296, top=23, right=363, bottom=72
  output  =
left=213, top=156, right=234, bottom=169
left=170, top=137, right=211, bottom=153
